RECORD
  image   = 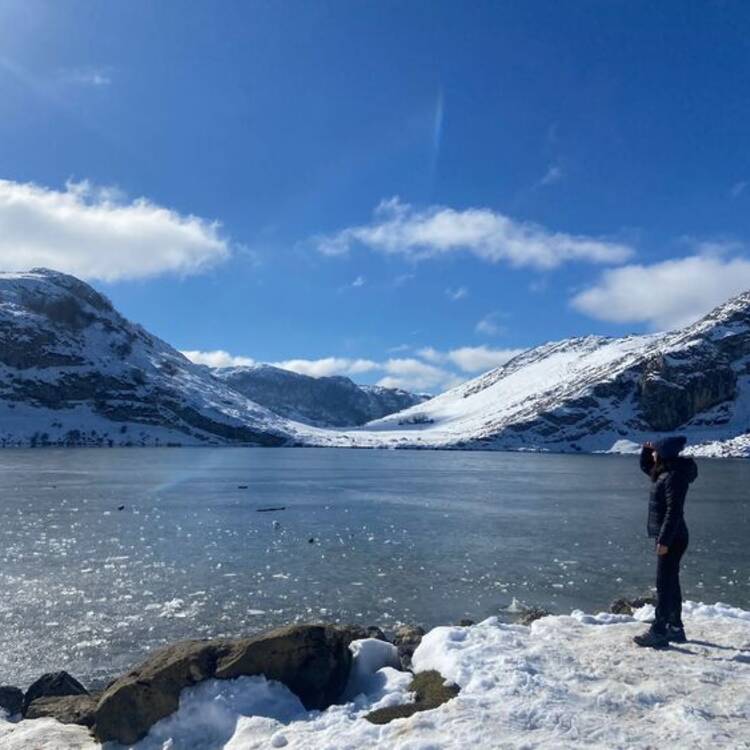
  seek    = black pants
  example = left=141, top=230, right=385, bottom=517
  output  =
left=653, top=533, right=689, bottom=632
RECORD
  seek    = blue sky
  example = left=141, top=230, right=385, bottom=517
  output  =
left=1, top=1, right=750, bottom=391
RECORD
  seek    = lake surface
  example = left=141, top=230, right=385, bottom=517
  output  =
left=0, top=447, right=748, bottom=688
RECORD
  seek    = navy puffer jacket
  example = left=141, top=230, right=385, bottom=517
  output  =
left=640, top=446, right=698, bottom=545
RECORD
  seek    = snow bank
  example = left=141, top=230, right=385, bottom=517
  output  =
left=2, top=602, right=748, bottom=749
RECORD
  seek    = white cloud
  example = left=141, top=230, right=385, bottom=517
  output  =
left=316, top=197, right=632, bottom=270
left=273, top=357, right=379, bottom=378
left=416, top=346, right=444, bottom=363
left=417, top=345, right=524, bottom=373
left=0, top=178, right=230, bottom=281
left=181, top=350, right=255, bottom=368
left=447, top=346, right=525, bottom=373
left=351, top=275, right=365, bottom=287
left=446, top=285, right=468, bottom=301
left=571, top=254, right=750, bottom=330
left=377, top=358, right=460, bottom=392
left=475, top=312, right=506, bottom=336
left=184, top=344, right=529, bottom=394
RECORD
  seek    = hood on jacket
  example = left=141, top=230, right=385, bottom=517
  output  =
left=674, top=456, right=699, bottom=484
left=653, top=435, right=687, bottom=459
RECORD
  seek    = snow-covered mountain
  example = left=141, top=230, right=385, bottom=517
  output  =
left=312, top=291, right=750, bottom=457
left=2, top=269, right=749, bottom=456
left=213, top=364, right=429, bottom=427
left=0, top=269, right=294, bottom=447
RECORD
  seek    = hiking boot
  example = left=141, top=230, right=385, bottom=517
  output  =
left=633, top=628, right=669, bottom=649
left=666, top=624, right=687, bottom=643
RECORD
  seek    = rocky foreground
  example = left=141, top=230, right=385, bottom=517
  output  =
left=1, top=599, right=749, bottom=749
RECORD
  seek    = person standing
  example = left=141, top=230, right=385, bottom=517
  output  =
left=634, top=435, right=698, bottom=649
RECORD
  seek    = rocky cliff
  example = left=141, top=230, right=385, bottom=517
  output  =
left=0, top=270, right=293, bottom=447
left=314, top=291, right=750, bottom=456
left=214, top=364, right=429, bottom=427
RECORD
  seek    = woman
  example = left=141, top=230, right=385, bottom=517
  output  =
left=634, top=435, right=698, bottom=649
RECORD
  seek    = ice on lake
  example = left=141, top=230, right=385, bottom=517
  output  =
left=0, top=447, right=748, bottom=688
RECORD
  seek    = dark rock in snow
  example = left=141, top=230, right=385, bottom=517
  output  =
left=392, top=625, right=426, bottom=670
left=341, top=624, right=388, bottom=643
left=610, top=596, right=656, bottom=616
left=94, top=624, right=353, bottom=745
left=25, top=694, right=98, bottom=727
left=0, top=686, right=23, bottom=716
left=518, top=607, right=551, bottom=626
left=23, top=671, right=88, bottom=715
left=365, top=670, right=459, bottom=725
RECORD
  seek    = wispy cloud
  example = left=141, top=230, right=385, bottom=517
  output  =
left=0, top=178, right=229, bottom=281
left=316, top=197, right=632, bottom=270
left=571, top=251, right=750, bottom=330
left=475, top=311, right=507, bottom=336
left=351, top=275, right=365, bottom=287
left=446, top=285, right=468, bottom=301
left=393, top=272, right=415, bottom=287
left=537, top=164, right=564, bottom=187
left=730, top=181, right=748, bottom=199
left=59, top=66, right=113, bottom=87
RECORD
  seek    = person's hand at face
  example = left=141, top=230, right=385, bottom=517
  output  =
left=656, top=544, right=669, bottom=556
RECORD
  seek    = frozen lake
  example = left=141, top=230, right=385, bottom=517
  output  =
left=0, top=447, right=748, bottom=688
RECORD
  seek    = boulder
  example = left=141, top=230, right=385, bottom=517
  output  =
left=25, top=694, right=98, bottom=727
left=94, top=624, right=352, bottom=745
left=392, top=625, right=426, bottom=670
left=0, top=686, right=23, bottom=717
left=23, top=671, right=88, bottom=715
left=94, top=639, right=229, bottom=744
left=214, top=624, right=352, bottom=708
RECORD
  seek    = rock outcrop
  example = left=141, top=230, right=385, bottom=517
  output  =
left=0, top=686, right=23, bottom=717
left=22, top=671, right=88, bottom=715
left=94, top=624, right=353, bottom=745
left=25, top=694, right=98, bottom=727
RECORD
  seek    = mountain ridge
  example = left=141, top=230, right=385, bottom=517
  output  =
left=1, top=268, right=749, bottom=456
left=213, top=363, right=429, bottom=428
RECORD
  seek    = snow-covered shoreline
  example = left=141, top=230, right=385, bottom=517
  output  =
left=2, top=600, right=748, bottom=749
